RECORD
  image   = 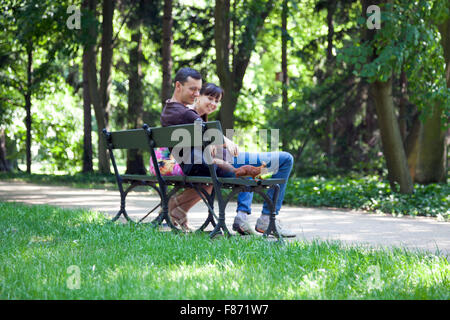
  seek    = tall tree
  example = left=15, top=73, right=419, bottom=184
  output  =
left=362, top=0, right=413, bottom=193
left=161, top=0, right=173, bottom=107
left=341, top=0, right=449, bottom=188
left=371, top=78, right=413, bottom=193
left=214, top=0, right=274, bottom=130
left=0, top=0, right=74, bottom=173
left=24, top=42, right=33, bottom=173
left=125, top=0, right=146, bottom=174
left=85, top=0, right=115, bottom=174
left=0, top=129, right=11, bottom=172
left=117, top=0, right=161, bottom=173
left=414, top=6, right=450, bottom=183
left=81, top=0, right=95, bottom=173
left=99, top=0, right=114, bottom=129
left=280, top=0, right=289, bottom=150
left=313, top=0, right=360, bottom=169
left=324, top=1, right=336, bottom=166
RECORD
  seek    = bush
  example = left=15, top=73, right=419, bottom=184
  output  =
left=282, top=176, right=449, bottom=219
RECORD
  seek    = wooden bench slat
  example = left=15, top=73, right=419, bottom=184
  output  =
left=121, top=174, right=285, bottom=186
left=110, top=129, right=150, bottom=150
left=220, top=178, right=286, bottom=186
left=109, top=121, right=225, bottom=149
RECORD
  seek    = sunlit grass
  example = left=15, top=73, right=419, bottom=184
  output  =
left=0, top=201, right=448, bottom=299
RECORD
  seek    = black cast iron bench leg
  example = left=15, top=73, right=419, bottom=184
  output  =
left=208, top=186, right=247, bottom=239
left=111, top=181, right=144, bottom=222
left=258, top=184, right=283, bottom=242
left=151, top=185, right=181, bottom=230
left=152, top=184, right=217, bottom=233
left=111, top=180, right=166, bottom=225
left=193, top=185, right=217, bottom=232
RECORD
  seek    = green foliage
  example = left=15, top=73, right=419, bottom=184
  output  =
left=1, top=201, right=448, bottom=299
left=28, top=87, right=83, bottom=173
left=1, top=0, right=448, bottom=179
left=339, top=0, right=450, bottom=120
left=283, top=176, right=450, bottom=219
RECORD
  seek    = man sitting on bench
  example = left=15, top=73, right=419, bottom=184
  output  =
left=160, top=67, right=296, bottom=237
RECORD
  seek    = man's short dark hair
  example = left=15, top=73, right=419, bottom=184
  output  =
left=174, top=67, right=202, bottom=84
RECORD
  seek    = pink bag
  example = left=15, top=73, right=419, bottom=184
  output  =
left=149, top=147, right=184, bottom=176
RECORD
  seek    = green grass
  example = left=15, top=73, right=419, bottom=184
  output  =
left=0, top=201, right=448, bottom=299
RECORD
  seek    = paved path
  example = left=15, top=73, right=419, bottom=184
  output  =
left=1, top=180, right=449, bottom=257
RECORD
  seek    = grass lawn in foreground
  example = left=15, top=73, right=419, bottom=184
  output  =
left=0, top=201, right=448, bottom=299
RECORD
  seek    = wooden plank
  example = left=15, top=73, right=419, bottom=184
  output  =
left=109, top=129, right=150, bottom=150
left=121, top=174, right=285, bottom=187
left=151, top=121, right=224, bottom=148
left=108, top=121, right=224, bottom=150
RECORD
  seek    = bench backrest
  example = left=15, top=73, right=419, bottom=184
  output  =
left=103, top=121, right=225, bottom=188
left=105, top=121, right=224, bottom=150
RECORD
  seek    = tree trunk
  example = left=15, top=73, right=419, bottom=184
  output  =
left=82, top=0, right=93, bottom=173
left=281, top=0, right=289, bottom=150
left=86, top=0, right=112, bottom=174
left=413, top=13, right=449, bottom=183
left=371, top=79, right=413, bottom=193
left=325, top=3, right=336, bottom=167
left=97, top=0, right=114, bottom=174
left=396, top=71, right=422, bottom=181
left=414, top=106, right=446, bottom=183
left=361, top=0, right=413, bottom=193
left=82, top=49, right=93, bottom=173
left=398, top=70, right=408, bottom=141
left=0, top=128, right=11, bottom=172
left=362, top=84, right=377, bottom=146
left=440, top=14, right=450, bottom=182
left=214, top=0, right=233, bottom=129
left=215, top=0, right=274, bottom=131
left=439, top=11, right=450, bottom=89
left=404, top=111, right=421, bottom=181
left=161, top=0, right=173, bottom=107
left=126, top=27, right=146, bottom=174
left=25, top=43, right=33, bottom=174
left=99, top=0, right=114, bottom=127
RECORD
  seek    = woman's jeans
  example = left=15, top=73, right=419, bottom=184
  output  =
left=185, top=150, right=294, bottom=216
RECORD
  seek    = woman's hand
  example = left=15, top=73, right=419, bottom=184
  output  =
left=224, top=136, right=239, bottom=157
left=210, top=144, right=217, bottom=158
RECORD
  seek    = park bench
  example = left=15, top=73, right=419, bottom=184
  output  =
left=103, top=121, right=286, bottom=240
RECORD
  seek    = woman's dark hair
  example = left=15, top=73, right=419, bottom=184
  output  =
left=199, top=83, right=224, bottom=122
left=174, top=67, right=202, bottom=84
left=200, top=83, right=224, bottom=100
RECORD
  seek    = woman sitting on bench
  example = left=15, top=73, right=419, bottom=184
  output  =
left=161, top=80, right=238, bottom=232
left=161, top=67, right=295, bottom=237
